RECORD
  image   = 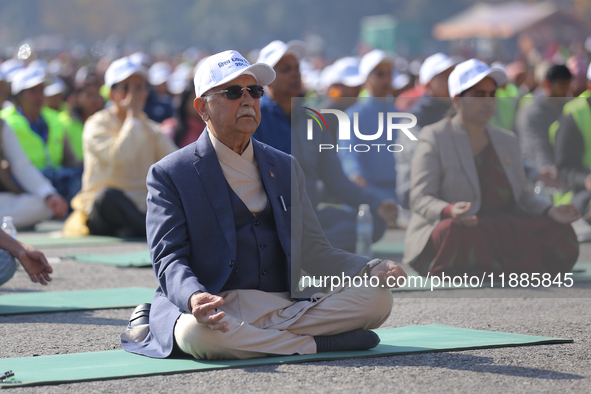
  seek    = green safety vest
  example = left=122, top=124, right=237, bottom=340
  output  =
left=548, top=91, right=591, bottom=205
left=0, top=106, right=66, bottom=169
left=490, top=83, right=520, bottom=131
left=58, top=110, right=84, bottom=161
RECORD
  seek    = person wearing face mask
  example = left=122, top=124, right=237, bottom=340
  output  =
left=404, top=59, right=579, bottom=278
left=395, top=53, right=459, bottom=209
left=63, top=57, right=176, bottom=238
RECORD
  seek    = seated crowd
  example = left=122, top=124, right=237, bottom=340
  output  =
left=1, top=40, right=589, bottom=287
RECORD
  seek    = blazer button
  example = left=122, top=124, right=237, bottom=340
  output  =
left=234, top=269, right=238, bottom=274
left=254, top=220, right=260, bottom=226
left=229, top=260, right=235, bottom=267
left=259, top=243, right=267, bottom=249
left=261, top=269, right=267, bottom=275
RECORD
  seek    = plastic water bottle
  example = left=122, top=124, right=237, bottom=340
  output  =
left=1, top=216, right=17, bottom=239
left=534, top=181, right=552, bottom=203
left=355, top=204, right=373, bottom=258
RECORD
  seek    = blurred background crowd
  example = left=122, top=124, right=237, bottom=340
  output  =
left=1, top=0, right=591, bottom=284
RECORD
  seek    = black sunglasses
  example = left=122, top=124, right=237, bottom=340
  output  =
left=203, top=85, right=264, bottom=100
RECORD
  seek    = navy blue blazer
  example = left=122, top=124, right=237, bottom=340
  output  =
left=122, top=131, right=370, bottom=358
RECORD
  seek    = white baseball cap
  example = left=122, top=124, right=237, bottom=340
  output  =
left=104, top=56, right=148, bottom=88
left=148, top=62, right=172, bottom=86
left=194, top=50, right=275, bottom=97
left=11, top=66, right=47, bottom=95
left=168, top=63, right=193, bottom=95
left=448, top=59, right=507, bottom=97
left=359, top=49, right=395, bottom=81
left=44, top=77, right=67, bottom=97
left=129, top=51, right=151, bottom=68
left=323, top=57, right=365, bottom=88
left=419, top=53, right=457, bottom=85
left=0, top=59, right=24, bottom=83
left=257, top=40, right=306, bottom=68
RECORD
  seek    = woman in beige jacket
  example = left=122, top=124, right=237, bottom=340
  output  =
left=403, top=59, right=579, bottom=278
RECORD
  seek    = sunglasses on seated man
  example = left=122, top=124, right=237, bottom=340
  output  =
left=202, top=85, right=265, bottom=100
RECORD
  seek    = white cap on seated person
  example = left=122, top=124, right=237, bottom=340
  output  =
left=194, top=50, right=275, bottom=98
left=358, top=49, right=395, bottom=81
left=104, top=57, right=149, bottom=88
left=256, top=40, right=306, bottom=68
left=148, top=62, right=172, bottom=87
left=322, top=57, right=365, bottom=90
left=448, top=59, right=507, bottom=97
left=0, top=59, right=24, bottom=83
left=419, top=53, right=458, bottom=86
left=11, top=66, right=47, bottom=95
left=44, top=76, right=67, bottom=98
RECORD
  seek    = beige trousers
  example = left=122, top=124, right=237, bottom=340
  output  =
left=173, top=284, right=394, bottom=360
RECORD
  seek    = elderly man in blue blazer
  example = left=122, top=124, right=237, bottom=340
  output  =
left=121, top=50, right=406, bottom=360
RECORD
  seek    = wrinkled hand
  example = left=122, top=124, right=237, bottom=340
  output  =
left=16, top=243, right=52, bottom=285
left=548, top=204, right=580, bottom=224
left=451, top=201, right=478, bottom=227
left=349, top=174, right=367, bottom=189
left=377, top=199, right=398, bottom=228
left=370, top=260, right=407, bottom=288
left=189, top=292, right=228, bottom=332
left=536, top=166, right=563, bottom=189
left=46, top=194, right=68, bottom=218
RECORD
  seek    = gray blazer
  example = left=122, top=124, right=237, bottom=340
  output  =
left=403, top=115, right=551, bottom=264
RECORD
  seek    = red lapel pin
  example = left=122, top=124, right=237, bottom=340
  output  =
left=270, top=171, right=275, bottom=178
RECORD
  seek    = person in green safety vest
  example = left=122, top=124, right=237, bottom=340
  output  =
left=490, top=79, right=521, bottom=132
left=58, top=72, right=105, bottom=161
left=515, top=64, right=573, bottom=189
left=554, top=61, right=591, bottom=223
left=0, top=67, right=82, bottom=203
left=44, top=76, right=68, bottom=113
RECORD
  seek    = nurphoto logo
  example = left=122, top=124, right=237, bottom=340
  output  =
left=304, top=107, right=418, bottom=153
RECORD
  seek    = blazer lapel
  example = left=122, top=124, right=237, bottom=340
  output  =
left=450, top=115, right=481, bottom=203
left=192, top=131, right=236, bottom=256
left=252, top=140, right=291, bottom=257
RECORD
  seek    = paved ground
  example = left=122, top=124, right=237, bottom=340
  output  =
left=1, top=223, right=590, bottom=393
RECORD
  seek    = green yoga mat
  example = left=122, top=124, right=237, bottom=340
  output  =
left=371, top=241, right=405, bottom=258
left=0, top=324, right=571, bottom=388
left=17, top=234, right=141, bottom=248
left=0, top=287, right=154, bottom=315
left=571, top=262, right=591, bottom=281
left=69, top=250, right=152, bottom=267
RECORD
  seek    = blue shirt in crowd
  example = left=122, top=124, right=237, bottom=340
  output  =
left=338, top=97, right=399, bottom=202
left=253, top=94, right=292, bottom=154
